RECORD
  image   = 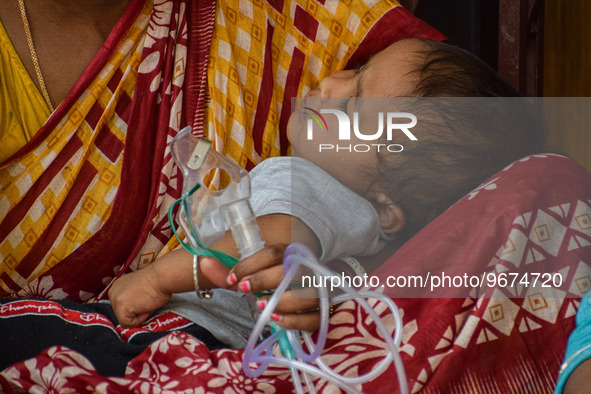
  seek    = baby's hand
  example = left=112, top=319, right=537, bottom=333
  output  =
left=108, top=265, right=171, bottom=328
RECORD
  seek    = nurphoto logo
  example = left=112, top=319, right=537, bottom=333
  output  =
left=303, top=107, right=417, bottom=153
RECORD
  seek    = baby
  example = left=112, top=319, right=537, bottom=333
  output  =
left=108, top=37, right=544, bottom=334
left=0, top=38, right=544, bottom=377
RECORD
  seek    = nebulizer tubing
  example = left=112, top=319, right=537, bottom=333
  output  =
left=304, top=293, right=406, bottom=386
left=243, top=243, right=408, bottom=394
left=169, top=127, right=408, bottom=393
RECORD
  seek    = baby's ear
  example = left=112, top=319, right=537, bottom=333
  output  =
left=368, top=192, right=406, bottom=235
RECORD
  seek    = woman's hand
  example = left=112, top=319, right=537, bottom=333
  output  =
left=108, top=264, right=172, bottom=328
left=226, top=244, right=322, bottom=332
left=204, top=214, right=323, bottom=332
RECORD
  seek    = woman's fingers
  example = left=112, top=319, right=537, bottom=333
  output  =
left=235, top=264, right=284, bottom=292
left=253, top=290, right=322, bottom=331
left=230, top=244, right=287, bottom=282
left=199, top=257, right=231, bottom=288
left=271, top=310, right=321, bottom=331
left=225, top=244, right=326, bottom=332
left=257, top=291, right=320, bottom=314
left=275, top=295, right=320, bottom=314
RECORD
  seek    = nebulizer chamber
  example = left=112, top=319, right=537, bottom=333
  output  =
left=169, top=126, right=408, bottom=394
left=170, top=127, right=264, bottom=258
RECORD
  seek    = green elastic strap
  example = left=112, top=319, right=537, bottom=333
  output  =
left=171, top=183, right=291, bottom=359
left=168, top=183, right=239, bottom=269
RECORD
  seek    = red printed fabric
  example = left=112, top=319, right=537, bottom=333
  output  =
left=374, top=154, right=591, bottom=393
left=2, top=154, right=590, bottom=393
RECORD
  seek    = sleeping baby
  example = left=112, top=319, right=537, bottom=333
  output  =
left=0, top=38, right=544, bottom=376
left=108, top=37, right=544, bottom=333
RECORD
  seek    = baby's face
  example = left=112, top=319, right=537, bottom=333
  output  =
left=287, top=38, right=429, bottom=196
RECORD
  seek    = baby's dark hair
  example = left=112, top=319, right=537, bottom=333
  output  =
left=410, top=39, right=520, bottom=98
left=374, top=39, right=544, bottom=242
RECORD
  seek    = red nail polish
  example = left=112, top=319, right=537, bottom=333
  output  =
left=257, top=300, right=266, bottom=309
left=239, top=280, right=251, bottom=292
left=227, top=273, right=237, bottom=286
left=271, top=313, right=281, bottom=322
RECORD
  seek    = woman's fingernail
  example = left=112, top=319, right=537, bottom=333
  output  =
left=271, top=313, right=282, bottom=322
left=239, top=280, right=251, bottom=292
left=227, top=273, right=237, bottom=286
left=257, top=300, right=266, bottom=309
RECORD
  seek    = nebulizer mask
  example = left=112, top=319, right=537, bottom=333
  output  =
left=168, top=127, right=408, bottom=394
left=169, top=127, right=264, bottom=263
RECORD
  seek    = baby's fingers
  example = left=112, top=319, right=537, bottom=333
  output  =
left=120, top=311, right=150, bottom=328
left=111, top=303, right=150, bottom=328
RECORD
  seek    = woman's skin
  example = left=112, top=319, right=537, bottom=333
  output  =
left=0, top=0, right=130, bottom=106
left=564, top=359, right=591, bottom=393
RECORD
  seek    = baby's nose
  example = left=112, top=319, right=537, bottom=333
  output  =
left=306, top=87, right=320, bottom=97
left=318, top=70, right=357, bottom=97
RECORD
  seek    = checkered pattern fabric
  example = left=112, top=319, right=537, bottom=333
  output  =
left=205, top=0, right=407, bottom=167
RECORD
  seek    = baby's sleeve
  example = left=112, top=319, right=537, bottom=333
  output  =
left=249, top=157, right=393, bottom=263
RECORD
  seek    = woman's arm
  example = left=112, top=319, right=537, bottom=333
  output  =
left=564, top=359, right=591, bottom=393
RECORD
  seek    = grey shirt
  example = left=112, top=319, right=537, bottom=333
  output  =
left=250, top=156, right=392, bottom=263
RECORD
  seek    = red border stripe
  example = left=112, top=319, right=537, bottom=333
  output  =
left=252, top=22, right=276, bottom=156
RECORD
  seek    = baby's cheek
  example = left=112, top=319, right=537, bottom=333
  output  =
left=286, top=115, right=293, bottom=143
left=287, top=113, right=311, bottom=153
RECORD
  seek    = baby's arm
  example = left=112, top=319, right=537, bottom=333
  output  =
left=108, top=248, right=194, bottom=328
left=109, top=214, right=318, bottom=327
left=250, top=157, right=392, bottom=262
